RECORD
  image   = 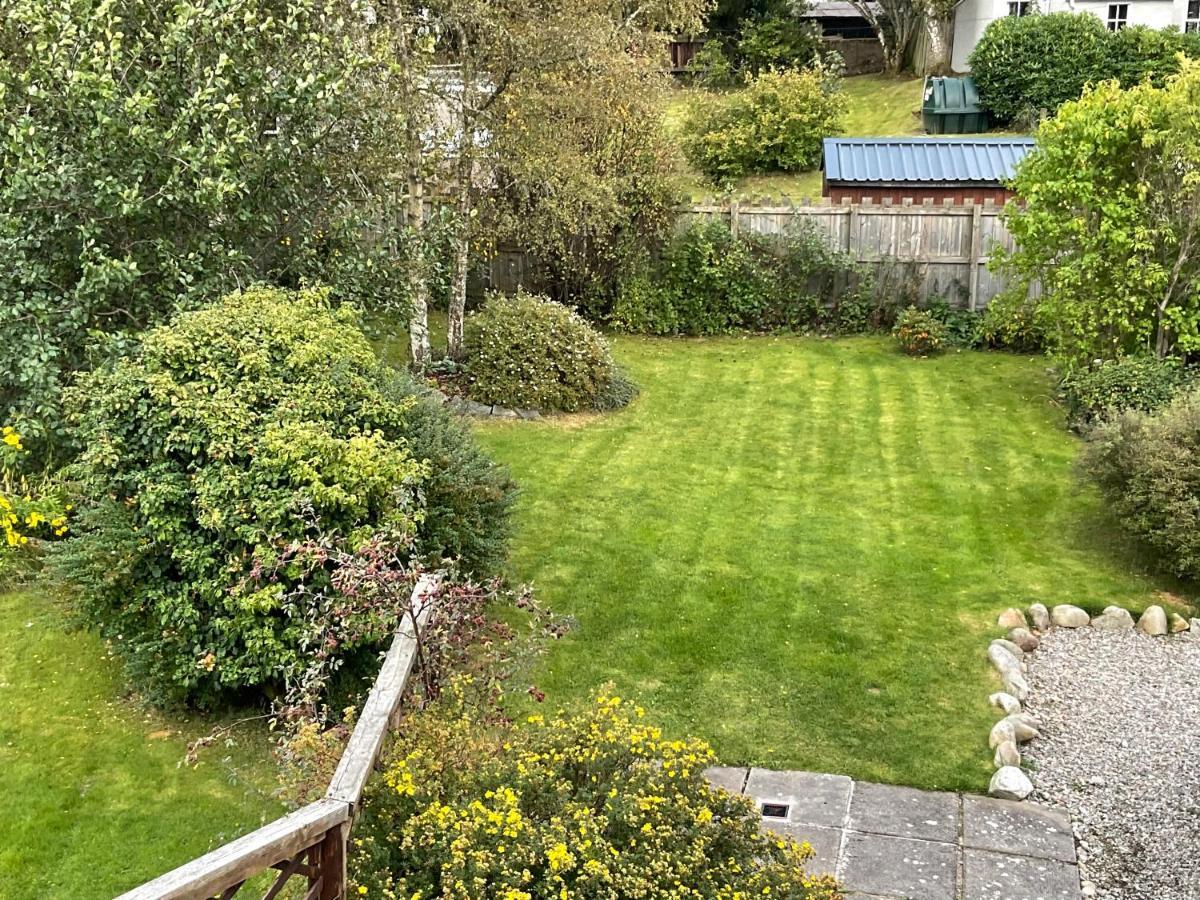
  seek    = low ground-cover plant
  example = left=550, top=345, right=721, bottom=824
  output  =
left=893, top=306, right=949, bottom=356
left=351, top=684, right=842, bottom=899
left=1061, top=356, right=1196, bottom=430
left=611, top=219, right=886, bottom=336
left=1081, top=389, right=1200, bottom=580
left=681, top=63, right=846, bottom=180
left=56, top=287, right=514, bottom=707
left=969, top=14, right=1200, bottom=124
left=463, top=292, right=636, bottom=413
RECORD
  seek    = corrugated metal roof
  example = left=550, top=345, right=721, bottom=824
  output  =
left=822, top=137, right=1035, bottom=184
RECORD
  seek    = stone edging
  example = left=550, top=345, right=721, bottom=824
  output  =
left=984, top=602, right=1199, bottom=803
left=427, top=388, right=542, bottom=421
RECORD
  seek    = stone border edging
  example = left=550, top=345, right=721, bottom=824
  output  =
left=984, top=602, right=1199, bottom=804
left=427, top=387, right=543, bottom=421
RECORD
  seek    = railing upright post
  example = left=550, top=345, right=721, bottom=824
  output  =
left=314, top=821, right=348, bottom=900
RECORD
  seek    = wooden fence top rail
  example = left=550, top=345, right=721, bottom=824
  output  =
left=326, top=573, right=437, bottom=808
left=116, top=573, right=440, bottom=900
left=116, top=798, right=349, bottom=900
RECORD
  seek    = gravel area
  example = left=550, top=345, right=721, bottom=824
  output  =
left=1023, top=625, right=1200, bottom=900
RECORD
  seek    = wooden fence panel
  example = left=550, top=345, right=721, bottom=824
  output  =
left=678, top=199, right=1021, bottom=309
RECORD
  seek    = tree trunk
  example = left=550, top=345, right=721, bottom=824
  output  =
left=925, top=16, right=952, bottom=75
left=407, top=166, right=430, bottom=370
left=447, top=75, right=473, bottom=359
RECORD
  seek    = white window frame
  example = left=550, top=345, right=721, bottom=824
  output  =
left=1106, top=3, right=1129, bottom=30
left=1007, top=0, right=1033, bottom=16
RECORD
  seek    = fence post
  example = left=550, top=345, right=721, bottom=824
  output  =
left=314, top=821, right=348, bottom=900
left=847, top=203, right=858, bottom=259
left=729, top=199, right=740, bottom=239
left=968, top=202, right=982, bottom=312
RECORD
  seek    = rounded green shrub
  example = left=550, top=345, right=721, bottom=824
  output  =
left=57, top=286, right=514, bottom=706
left=351, top=684, right=842, bottom=899
left=1061, top=356, right=1195, bottom=430
left=969, top=13, right=1112, bottom=124
left=1081, top=389, right=1200, bottom=579
left=893, top=306, right=949, bottom=356
left=681, top=64, right=846, bottom=180
left=464, top=292, right=635, bottom=413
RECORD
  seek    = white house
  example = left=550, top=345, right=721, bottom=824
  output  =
left=951, top=0, right=1200, bottom=71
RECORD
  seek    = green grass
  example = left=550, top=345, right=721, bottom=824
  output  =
left=0, top=590, right=283, bottom=898
left=474, top=337, right=1193, bottom=791
left=669, top=73, right=925, bottom=202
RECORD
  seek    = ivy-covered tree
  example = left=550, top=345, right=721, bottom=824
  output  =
left=0, top=0, right=408, bottom=448
left=996, top=62, right=1200, bottom=363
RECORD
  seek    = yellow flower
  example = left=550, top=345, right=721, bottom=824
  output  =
left=547, top=842, right=572, bottom=871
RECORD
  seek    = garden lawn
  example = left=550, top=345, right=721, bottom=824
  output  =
left=475, top=336, right=1192, bottom=792
left=0, top=590, right=283, bottom=899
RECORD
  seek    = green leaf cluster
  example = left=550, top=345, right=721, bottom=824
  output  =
left=0, top=0, right=409, bottom=447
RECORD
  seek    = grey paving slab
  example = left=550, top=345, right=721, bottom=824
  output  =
left=761, top=820, right=842, bottom=877
left=744, top=768, right=852, bottom=829
left=840, top=831, right=958, bottom=900
left=848, top=781, right=960, bottom=843
left=703, top=766, right=748, bottom=795
left=963, top=848, right=1081, bottom=900
left=962, top=795, right=1076, bottom=863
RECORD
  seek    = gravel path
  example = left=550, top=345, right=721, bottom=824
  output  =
left=1023, top=626, right=1200, bottom=900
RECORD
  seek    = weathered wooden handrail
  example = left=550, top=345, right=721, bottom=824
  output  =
left=116, top=573, right=440, bottom=900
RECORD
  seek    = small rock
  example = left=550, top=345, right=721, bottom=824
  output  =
left=490, top=406, right=519, bottom=419
left=997, top=607, right=1027, bottom=630
left=1136, top=605, right=1168, bottom=636
left=1004, top=671, right=1029, bottom=701
left=1190, top=618, right=1200, bottom=636
left=1081, top=882, right=1097, bottom=898
left=459, top=399, right=493, bottom=417
left=1028, top=602, right=1051, bottom=632
left=1051, top=604, right=1090, bottom=628
left=1091, top=607, right=1134, bottom=631
left=516, top=408, right=542, bottom=421
left=1003, top=714, right=1040, bottom=743
left=427, top=388, right=449, bottom=404
left=1169, top=612, right=1189, bottom=634
left=990, top=638, right=1025, bottom=660
left=1008, top=627, right=1040, bottom=652
left=988, top=643, right=1022, bottom=681
left=994, top=740, right=1021, bottom=767
left=989, top=766, right=1033, bottom=801
left=989, top=692, right=1022, bottom=715
left=989, top=719, right=1017, bottom=748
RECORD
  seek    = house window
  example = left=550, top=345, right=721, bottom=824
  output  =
left=1187, top=0, right=1200, bottom=32
left=1008, top=1, right=1032, bottom=16
left=1107, top=3, right=1128, bottom=30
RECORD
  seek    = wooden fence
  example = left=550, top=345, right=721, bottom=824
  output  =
left=687, top=197, right=1021, bottom=310
left=117, top=574, right=440, bottom=900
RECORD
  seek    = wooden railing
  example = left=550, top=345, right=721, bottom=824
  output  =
left=117, top=574, right=440, bottom=900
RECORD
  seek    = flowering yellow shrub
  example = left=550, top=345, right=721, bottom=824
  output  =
left=0, top=425, right=69, bottom=552
left=351, top=683, right=841, bottom=899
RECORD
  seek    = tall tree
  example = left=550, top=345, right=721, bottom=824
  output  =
left=996, top=63, right=1200, bottom=363
left=407, top=0, right=709, bottom=356
left=919, top=0, right=955, bottom=74
left=846, top=0, right=923, bottom=75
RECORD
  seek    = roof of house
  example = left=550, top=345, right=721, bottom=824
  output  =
left=822, top=137, right=1036, bottom=184
left=803, top=1, right=877, bottom=17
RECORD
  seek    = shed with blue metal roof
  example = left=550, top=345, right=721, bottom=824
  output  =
left=821, top=137, right=1034, bottom=206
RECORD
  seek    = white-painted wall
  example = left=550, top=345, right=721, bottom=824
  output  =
left=953, top=0, right=1193, bottom=72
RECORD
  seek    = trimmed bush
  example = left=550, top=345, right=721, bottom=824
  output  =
left=612, top=219, right=881, bottom=336
left=680, top=64, right=846, bottom=180
left=1081, top=389, right=1200, bottom=579
left=893, top=306, right=949, bottom=356
left=980, top=292, right=1045, bottom=353
left=351, top=684, right=842, bottom=899
left=970, top=14, right=1199, bottom=124
left=464, top=292, right=636, bottom=413
left=56, top=287, right=514, bottom=706
left=1060, top=356, right=1195, bottom=430
left=969, top=13, right=1112, bottom=124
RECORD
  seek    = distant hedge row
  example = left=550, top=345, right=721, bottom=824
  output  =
left=970, top=14, right=1200, bottom=123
